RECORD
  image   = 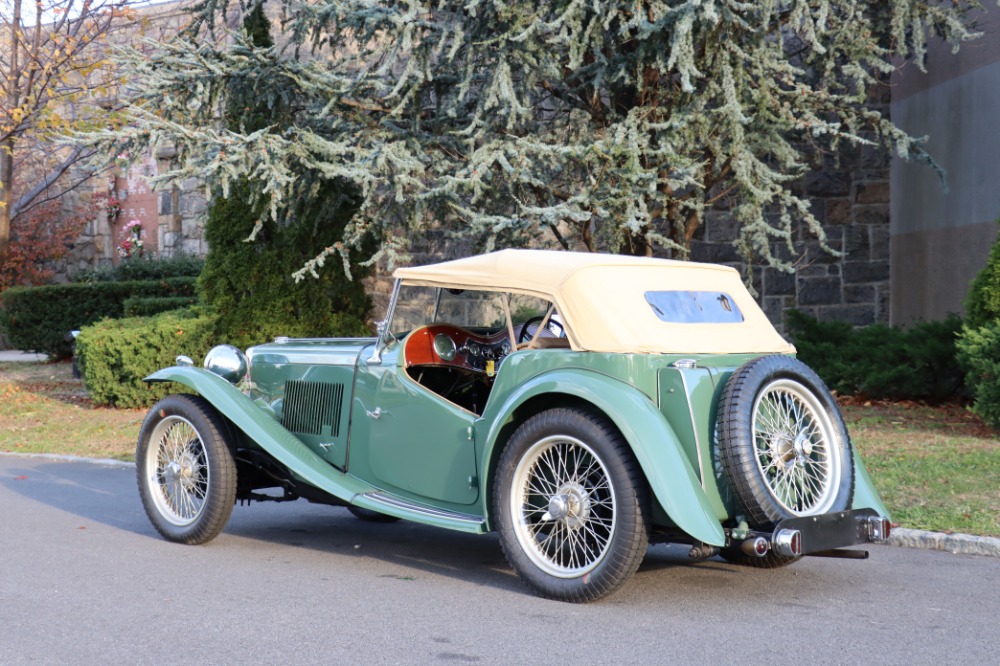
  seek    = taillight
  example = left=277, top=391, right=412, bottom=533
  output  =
left=774, top=529, right=802, bottom=557
left=740, top=536, right=770, bottom=557
left=867, top=516, right=891, bottom=542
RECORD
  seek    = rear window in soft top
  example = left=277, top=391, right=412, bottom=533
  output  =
left=644, top=291, right=744, bottom=324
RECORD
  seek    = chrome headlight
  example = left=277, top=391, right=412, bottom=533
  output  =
left=204, top=344, right=248, bottom=383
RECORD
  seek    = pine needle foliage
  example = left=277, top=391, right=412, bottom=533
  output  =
left=195, top=2, right=373, bottom=345
left=84, top=0, right=989, bottom=272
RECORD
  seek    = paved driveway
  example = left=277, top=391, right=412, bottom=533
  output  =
left=1, top=454, right=997, bottom=665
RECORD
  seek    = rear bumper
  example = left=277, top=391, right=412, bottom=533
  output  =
left=776, top=508, right=890, bottom=555
left=727, top=508, right=891, bottom=559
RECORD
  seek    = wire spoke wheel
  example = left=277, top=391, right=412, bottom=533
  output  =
left=137, top=395, right=237, bottom=545
left=494, top=408, right=648, bottom=602
left=511, top=435, right=616, bottom=578
left=146, top=416, right=210, bottom=526
left=718, top=356, right=854, bottom=535
left=752, top=379, right=840, bottom=516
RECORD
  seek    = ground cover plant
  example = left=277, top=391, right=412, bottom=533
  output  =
left=2, top=360, right=997, bottom=537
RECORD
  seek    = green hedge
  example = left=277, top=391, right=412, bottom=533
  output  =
left=72, top=254, right=204, bottom=283
left=123, top=295, right=199, bottom=317
left=0, top=277, right=197, bottom=357
left=787, top=310, right=964, bottom=402
left=76, top=307, right=220, bottom=408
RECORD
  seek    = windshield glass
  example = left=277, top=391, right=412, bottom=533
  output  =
left=390, top=286, right=553, bottom=337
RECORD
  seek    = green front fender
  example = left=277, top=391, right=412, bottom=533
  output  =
left=481, top=369, right=726, bottom=546
left=144, top=366, right=377, bottom=501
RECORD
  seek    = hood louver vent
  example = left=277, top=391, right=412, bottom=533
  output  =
left=282, top=380, right=344, bottom=437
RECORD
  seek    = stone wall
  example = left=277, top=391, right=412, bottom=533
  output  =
left=61, top=158, right=208, bottom=278
left=690, top=168, right=891, bottom=332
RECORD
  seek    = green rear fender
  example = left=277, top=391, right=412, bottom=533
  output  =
left=481, top=369, right=726, bottom=546
left=144, top=366, right=376, bottom=500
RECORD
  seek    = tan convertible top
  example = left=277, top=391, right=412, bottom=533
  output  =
left=394, top=249, right=794, bottom=355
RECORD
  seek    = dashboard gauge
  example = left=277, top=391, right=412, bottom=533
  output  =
left=433, top=333, right=457, bottom=361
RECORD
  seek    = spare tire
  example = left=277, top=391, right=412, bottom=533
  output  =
left=717, top=355, right=854, bottom=527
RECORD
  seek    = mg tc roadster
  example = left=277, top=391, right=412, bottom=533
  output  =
left=137, top=249, right=890, bottom=602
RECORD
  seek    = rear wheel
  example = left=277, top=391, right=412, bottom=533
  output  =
left=493, top=408, right=648, bottom=602
left=136, top=394, right=237, bottom=544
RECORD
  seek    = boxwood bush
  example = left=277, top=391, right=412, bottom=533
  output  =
left=0, top=277, right=197, bottom=358
left=76, top=307, right=220, bottom=408
left=787, top=310, right=964, bottom=402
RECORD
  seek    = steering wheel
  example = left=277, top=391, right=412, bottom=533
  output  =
left=517, top=316, right=565, bottom=344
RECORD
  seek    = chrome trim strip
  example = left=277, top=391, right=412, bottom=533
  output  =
left=360, top=491, right=483, bottom=525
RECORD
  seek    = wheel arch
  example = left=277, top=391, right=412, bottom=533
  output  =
left=144, top=366, right=378, bottom=502
left=479, top=369, right=726, bottom=546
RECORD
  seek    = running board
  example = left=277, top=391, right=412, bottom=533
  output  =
left=353, top=491, right=487, bottom=534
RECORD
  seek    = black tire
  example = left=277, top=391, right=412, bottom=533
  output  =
left=347, top=505, right=401, bottom=523
left=717, top=355, right=854, bottom=529
left=136, top=394, right=238, bottom=544
left=493, top=408, right=649, bottom=602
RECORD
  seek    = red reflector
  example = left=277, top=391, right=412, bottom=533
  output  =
left=755, top=537, right=768, bottom=556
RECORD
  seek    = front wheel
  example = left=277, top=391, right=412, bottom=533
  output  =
left=493, top=408, right=649, bottom=602
left=136, top=394, right=237, bottom=544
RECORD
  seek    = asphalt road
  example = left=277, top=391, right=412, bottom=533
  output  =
left=1, top=454, right=997, bottom=665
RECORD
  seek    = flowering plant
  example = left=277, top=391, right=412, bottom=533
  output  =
left=117, top=219, right=144, bottom=259
left=107, top=194, right=122, bottom=221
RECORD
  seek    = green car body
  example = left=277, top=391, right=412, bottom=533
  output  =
left=137, top=250, right=890, bottom=602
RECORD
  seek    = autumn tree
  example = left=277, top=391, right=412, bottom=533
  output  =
left=0, top=0, right=127, bottom=265
left=86, top=0, right=990, bottom=274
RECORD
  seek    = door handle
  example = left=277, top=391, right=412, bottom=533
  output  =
left=366, top=407, right=385, bottom=420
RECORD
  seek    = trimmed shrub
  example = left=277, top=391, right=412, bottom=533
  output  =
left=0, top=277, right=197, bottom=357
left=787, top=310, right=964, bottom=402
left=956, top=320, right=1000, bottom=428
left=123, top=295, right=199, bottom=317
left=72, top=253, right=204, bottom=284
left=76, top=307, right=220, bottom=408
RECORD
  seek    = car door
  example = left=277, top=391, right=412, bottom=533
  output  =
left=348, top=343, right=479, bottom=506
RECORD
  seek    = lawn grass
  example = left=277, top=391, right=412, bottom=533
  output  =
left=2, top=360, right=998, bottom=537
left=0, top=360, right=143, bottom=461
left=842, top=399, right=1000, bottom=538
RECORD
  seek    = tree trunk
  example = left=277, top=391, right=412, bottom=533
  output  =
left=0, top=144, right=12, bottom=264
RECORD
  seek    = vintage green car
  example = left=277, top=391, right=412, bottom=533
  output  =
left=137, top=249, right=890, bottom=602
